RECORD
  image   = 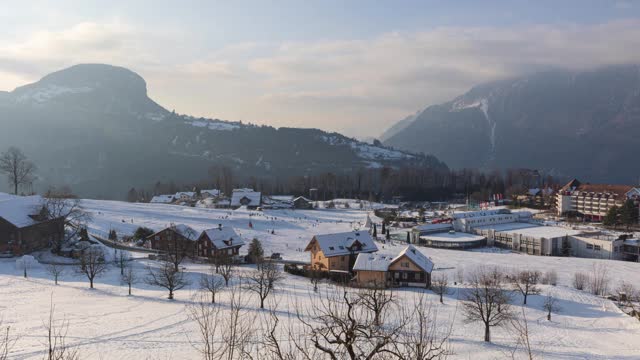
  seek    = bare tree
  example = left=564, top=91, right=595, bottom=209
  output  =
left=76, top=247, right=108, bottom=289
left=187, top=288, right=254, bottom=360
left=388, top=295, right=452, bottom=360
left=167, top=224, right=197, bottom=272
left=200, top=268, right=224, bottom=303
left=455, top=266, right=465, bottom=284
left=0, top=318, right=17, bottom=360
left=357, top=285, right=395, bottom=326
left=509, top=307, right=536, bottom=360
left=541, top=270, right=557, bottom=286
left=45, top=300, right=79, bottom=360
left=146, top=261, right=190, bottom=300
left=512, top=270, right=541, bottom=305
left=295, top=289, right=408, bottom=359
left=463, top=267, right=514, bottom=342
left=244, top=261, right=284, bottom=309
left=41, top=187, right=91, bottom=251
left=218, top=257, right=234, bottom=286
left=0, top=147, right=36, bottom=195
left=115, top=250, right=130, bottom=276
left=573, top=272, right=588, bottom=290
left=121, top=264, right=137, bottom=296
left=432, top=273, right=450, bottom=304
left=543, top=293, right=560, bottom=321
left=46, top=264, right=65, bottom=285
left=588, top=263, right=610, bottom=296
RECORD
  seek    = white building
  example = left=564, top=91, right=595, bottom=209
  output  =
left=556, top=179, right=640, bottom=221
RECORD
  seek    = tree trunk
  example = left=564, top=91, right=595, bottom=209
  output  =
left=260, top=297, right=264, bottom=309
left=168, top=290, right=174, bottom=300
left=128, top=283, right=132, bottom=295
left=90, top=278, right=94, bottom=288
left=484, top=324, right=491, bottom=342
left=439, top=292, right=443, bottom=304
left=13, top=182, right=18, bottom=196
left=547, top=311, right=551, bottom=321
left=212, top=292, right=215, bottom=304
left=523, top=294, right=527, bottom=305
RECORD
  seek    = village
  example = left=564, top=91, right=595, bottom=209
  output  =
left=2, top=176, right=640, bottom=359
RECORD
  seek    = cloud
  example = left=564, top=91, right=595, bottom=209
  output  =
left=2, top=19, right=640, bottom=137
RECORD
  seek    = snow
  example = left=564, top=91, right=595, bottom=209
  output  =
left=230, top=189, right=261, bottom=207
left=320, top=135, right=414, bottom=161
left=149, top=195, right=174, bottom=204
left=14, top=84, right=93, bottom=104
left=4, top=198, right=640, bottom=359
left=186, top=119, right=240, bottom=131
left=202, top=226, right=244, bottom=249
left=392, top=245, right=434, bottom=272
left=0, top=194, right=43, bottom=227
left=309, top=230, right=377, bottom=257
left=420, top=232, right=486, bottom=243
left=353, top=253, right=393, bottom=271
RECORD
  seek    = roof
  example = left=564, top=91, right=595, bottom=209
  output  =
left=420, top=232, right=486, bottom=243
left=175, top=192, right=196, bottom=198
left=560, top=179, right=635, bottom=198
left=353, top=253, right=394, bottom=271
left=414, top=223, right=453, bottom=232
left=391, top=245, right=434, bottom=273
left=269, top=195, right=294, bottom=202
left=491, top=225, right=582, bottom=239
left=306, top=230, right=378, bottom=257
left=294, top=196, right=311, bottom=202
left=150, top=195, right=174, bottom=203
left=452, top=209, right=510, bottom=220
left=231, top=189, right=261, bottom=206
left=0, top=194, right=44, bottom=228
left=202, top=226, right=245, bottom=249
left=149, top=224, right=198, bottom=240
left=201, top=189, right=221, bottom=196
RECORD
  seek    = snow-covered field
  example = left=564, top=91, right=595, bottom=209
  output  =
left=2, top=200, right=640, bottom=359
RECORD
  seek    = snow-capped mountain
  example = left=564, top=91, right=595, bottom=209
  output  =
left=383, top=65, right=640, bottom=183
left=0, top=64, right=446, bottom=198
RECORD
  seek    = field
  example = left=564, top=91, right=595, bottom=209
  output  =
left=2, top=200, right=640, bottom=359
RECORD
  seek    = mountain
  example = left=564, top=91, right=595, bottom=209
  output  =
left=0, top=64, right=446, bottom=198
left=379, top=110, right=422, bottom=142
left=383, top=65, right=640, bottom=183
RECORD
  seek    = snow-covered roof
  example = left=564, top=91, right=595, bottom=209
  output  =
left=150, top=195, right=175, bottom=203
left=231, top=189, right=261, bottom=207
left=201, top=226, right=245, bottom=249
left=452, top=209, right=509, bottom=220
left=175, top=192, right=196, bottom=198
left=201, top=189, right=221, bottom=197
left=0, top=194, right=43, bottom=228
left=414, top=223, right=453, bottom=232
left=391, top=245, right=434, bottom=273
left=269, top=195, right=294, bottom=202
left=307, top=230, right=377, bottom=257
left=294, top=196, right=311, bottom=202
left=353, top=253, right=394, bottom=271
left=174, top=224, right=198, bottom=240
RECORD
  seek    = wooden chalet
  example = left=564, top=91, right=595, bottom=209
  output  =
left=197, top=225, right=245, bottom=258
left=304, top=230, right=377, bottom=273
left=353, top=245, right=434, bottom=288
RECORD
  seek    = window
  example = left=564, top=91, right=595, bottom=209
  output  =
left=586, top=243, right=593, bottom=250
left=402, top=272, right=408, bottom=280
left=403, top=261, right=410, bottom=268
left=594, top=245, right=601, bottom=251
left=328, top=246, right=334, bottom=251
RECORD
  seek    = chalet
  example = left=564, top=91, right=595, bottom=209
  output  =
left=0, top=194, right=65, bottom=256
left=230, top=189, right=262, bottom=209
left=263, top=195, right=294, bottom=209
left=353, top=245, right=433, bottom=288
left=201, top=189, right=221, bottom=198
left=304, top=230, right=377, bottom=273
left=197, top=225, right=245, bottom=258
left=293, top=196, right=313, bottom=209
left=174, top=192, right=196, bottom=201
left=147, top=224, right=198, bottom=257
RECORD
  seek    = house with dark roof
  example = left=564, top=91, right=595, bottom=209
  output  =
left=353, top=245, right=434, bottom=288
left=304, top=230, right=377, bottom=272
left=146, top=224, right=199, bottom=257
left=0, top=194, right=65, bottom=256
left=197, top=225, right=245, bottom=259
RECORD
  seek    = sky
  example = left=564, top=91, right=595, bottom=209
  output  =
left=2, top=0, right=640, bottom=138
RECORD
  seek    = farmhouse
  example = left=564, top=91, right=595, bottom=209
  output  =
left=174, top=192, right=196, bottom=201
left=0, top=194, right=65, bottom=256
left=200, top=189, right=221, bottom=198
left=293, top=196, right=313, bottom=209
left=231, top=188, right=262, bottom=209
left=147, top=224, right=199, bottom=257
left=353, top=245, right=433, bottom=288
left=304, top=230, right=377, bottom=272
left=197, top=225, right=245, bottom=258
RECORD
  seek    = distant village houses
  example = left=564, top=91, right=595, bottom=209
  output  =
left=231, top=188, right=262, bottom=209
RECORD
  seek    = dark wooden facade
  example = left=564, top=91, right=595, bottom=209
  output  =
left=197, top=233, right=242, bottom=258
left=148, top=228, right=198, bottom=257
left=0, top=216, right=65, bottom=255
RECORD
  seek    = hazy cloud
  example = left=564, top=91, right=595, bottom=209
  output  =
left=2, top=19, right=640, bottom=137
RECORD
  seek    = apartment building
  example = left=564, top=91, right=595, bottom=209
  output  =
left=556, top=179, right=640, bottom=221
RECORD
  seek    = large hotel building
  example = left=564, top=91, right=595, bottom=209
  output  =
left=556, top=179, right=640, bottom=221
